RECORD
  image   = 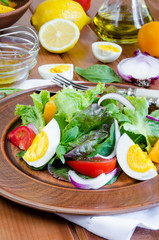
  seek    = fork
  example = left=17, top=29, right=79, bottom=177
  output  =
left=50, top=74, right=159, bottom=107
left=51, top=74, right=89, bottom=91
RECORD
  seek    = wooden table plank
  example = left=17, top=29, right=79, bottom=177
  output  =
left=1, top=0, right=159, bottom=240
left=0, top=197, right=79, bottom=240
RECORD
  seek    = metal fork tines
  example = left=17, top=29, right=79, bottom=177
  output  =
left=52, top=74, right=89, bottom=91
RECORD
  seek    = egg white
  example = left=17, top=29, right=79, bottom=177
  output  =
left=92, top=42, right=122, bottom=63
left=116, top=133, right=157, bottom=181
left=23, top=118, right=60, bottom=168
left=38, top=64, right=73, bottom=80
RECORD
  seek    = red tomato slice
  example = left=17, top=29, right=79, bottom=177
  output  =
left=66, top=157, right=117, bottom=178
left=8, top=126, right=36, bottom=151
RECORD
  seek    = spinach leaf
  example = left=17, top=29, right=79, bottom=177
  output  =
left=62, top=126, right=79, bottom=144
left=93, top=123, right=115, bottom=156
left=75, top=65, right=122, bottom=83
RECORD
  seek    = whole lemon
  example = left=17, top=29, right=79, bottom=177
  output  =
left=31, top=0, right=91, bottom=32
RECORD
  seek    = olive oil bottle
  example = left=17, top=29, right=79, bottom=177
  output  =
left=93, top=0, right=153, bottom=44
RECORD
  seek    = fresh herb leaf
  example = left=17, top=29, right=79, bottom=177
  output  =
left=56, top=145, right=66, bottom=164
left=75, top=64, right=122, bottom=83
left=62, top=126, right=79, bottom=144
left=107, top=167, right=122, bottom=185
left=94, top=123, right=115, bottom=156
left=1, top=0, right=9, bottom=6
left=16, top=151, right=25, bottom=158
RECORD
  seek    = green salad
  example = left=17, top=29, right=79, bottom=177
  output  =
left=7, top=83, right=159, bottom=189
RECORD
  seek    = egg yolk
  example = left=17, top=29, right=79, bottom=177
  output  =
left=98, top=44, right=120, bottom=53
left=24, top=131, right=49, bottom=162
left=127, top=144, right=156, bottom=173
left=50, top=65, right=71, bottom=73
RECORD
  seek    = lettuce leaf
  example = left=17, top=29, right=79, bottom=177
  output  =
left=54, top=82, right=105, bottom=123
left=15, top=90, right=50, bottom=132
left=56, top=103, right=113, bottom=163
left=100, top=95, right=159, bottom=151
left=121, top=96, right=159, bottom=151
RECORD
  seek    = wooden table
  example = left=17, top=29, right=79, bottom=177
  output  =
left=1, top=0, right=159, bottom=239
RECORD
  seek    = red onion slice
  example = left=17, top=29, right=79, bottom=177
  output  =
left=98, top=93, right=135, bottom=110
left=27, top=123, right=39, bottom=135
left=146, top=115, right=159, bottom=122
left=96, top=119, right=121, bottom=159
left=117, top=49, right=159, bottom=87
left=68, top=167, right=119, bottom=190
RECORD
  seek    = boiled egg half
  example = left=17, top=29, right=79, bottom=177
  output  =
left=116, top=133, right=157, bottom=180
left=92, top=42, right=122, bottom=63
left=23, top=118, right=60, bottom=168
left=38, top=64, right=73, bottom=80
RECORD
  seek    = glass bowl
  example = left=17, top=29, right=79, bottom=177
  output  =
left=0, top=25, right=39, bottom=86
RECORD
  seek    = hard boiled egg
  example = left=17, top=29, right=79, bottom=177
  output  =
left=92, top=42, right=122, bottom=63
left=38, top=64, right=73, bottom=80
left=116, top=133, right=157, bottom=181
left=23, top=118, right=60, bottom=168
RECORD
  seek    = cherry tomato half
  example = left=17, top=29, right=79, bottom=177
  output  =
left=66, top=157, right=117, bottom=178
left=8, top=126, right=36, bottom=151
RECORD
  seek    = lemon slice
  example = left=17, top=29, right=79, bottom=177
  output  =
left=39, top=18, right=80, bottom=53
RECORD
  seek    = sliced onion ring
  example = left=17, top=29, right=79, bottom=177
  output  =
left=68, top=167, right=119, bottom=190
left=27, top=123, right=39, bottom=135
left=117, top=49, right=159, bottom=87
left=96, top=119, right=121, bottom=159
left=98, top=93, right=135, bottom=110
left=146, top=115, right=159, bottom=122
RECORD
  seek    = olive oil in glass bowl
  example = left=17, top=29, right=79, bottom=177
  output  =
left=0, top=26, right=39, bottom=86
left=93, top=0, right=153, bottom=44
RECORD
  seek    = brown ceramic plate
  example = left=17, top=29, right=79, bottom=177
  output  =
left=0, top=85, right=159, bottom=216
left=0, top=0, right=32, bottom=29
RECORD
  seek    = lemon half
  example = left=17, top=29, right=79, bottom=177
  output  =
left=39, top=18, right=80, bottom=53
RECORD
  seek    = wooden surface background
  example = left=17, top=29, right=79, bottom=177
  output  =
left=1, top=0, right=159, bottom=239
